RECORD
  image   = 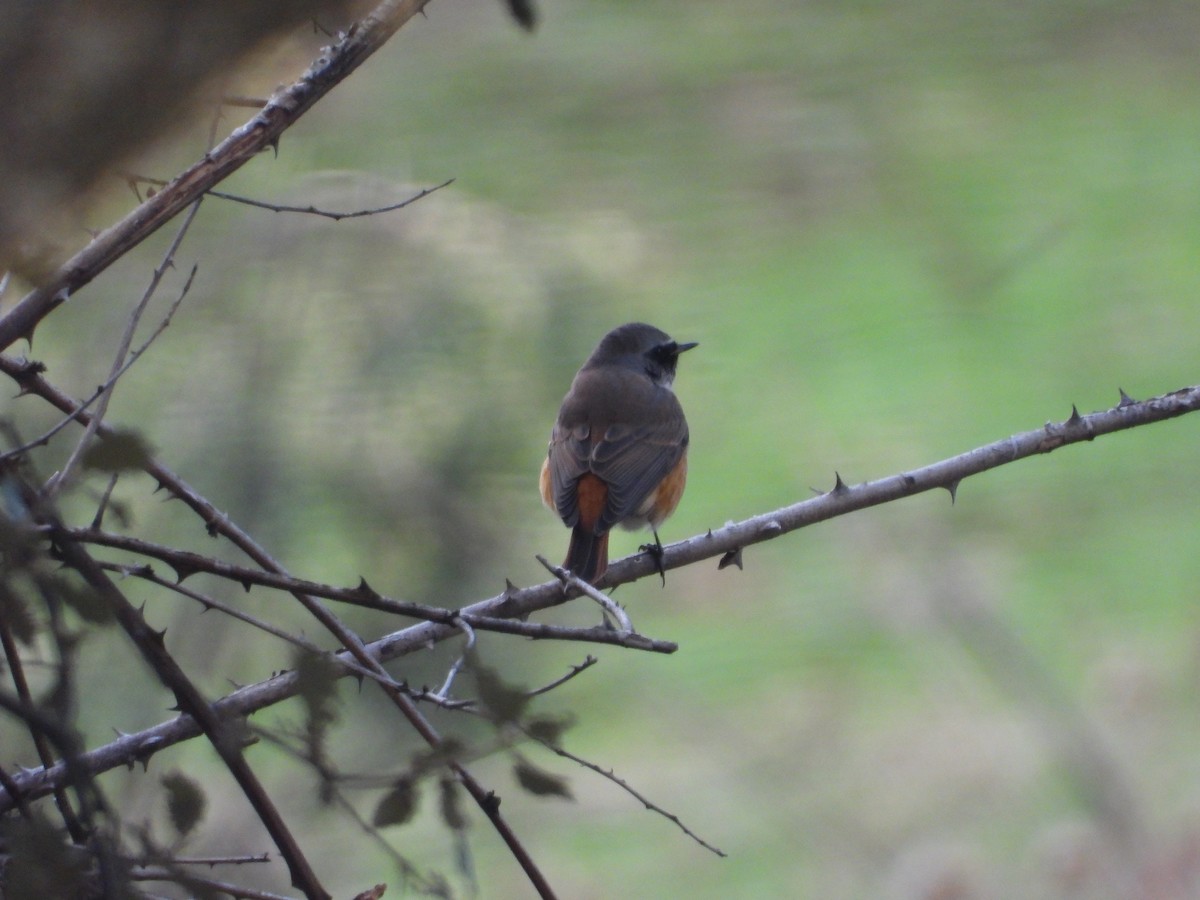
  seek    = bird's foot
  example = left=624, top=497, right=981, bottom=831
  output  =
left=639, top=531, right=667, bottom=586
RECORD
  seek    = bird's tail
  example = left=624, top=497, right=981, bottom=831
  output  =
left=565, top=526, right=609, bottom=584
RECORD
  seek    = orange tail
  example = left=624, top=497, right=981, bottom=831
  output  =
left=565, top=526, right=609, bottom=584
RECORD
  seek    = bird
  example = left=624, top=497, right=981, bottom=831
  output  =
left=540, top=322, right=696, bottom=584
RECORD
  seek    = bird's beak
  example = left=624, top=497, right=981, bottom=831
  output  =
left=675, top=341, right=699, bottom=354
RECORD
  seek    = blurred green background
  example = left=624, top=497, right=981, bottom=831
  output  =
left=9, top=0, right=1200, bottom=897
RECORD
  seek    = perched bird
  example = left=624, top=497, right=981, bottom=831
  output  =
left=540, top=322, right=696, bottom=583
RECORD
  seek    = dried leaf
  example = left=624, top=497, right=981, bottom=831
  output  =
left=161, top=770, right=206, bottom=837
left=82, top=429, right=154, bottom=473
left=439, top=778, right=467, bottom=831
left=293, top=648, right=340, bottom=728
left=49, top=574, right=113, bottom=626
left=525, top=714, right=574, bottom=746
left=473, top=662, right=529, bottom=724
left=513, top=760, right=572, bottom=800
left=373, top=779, right=418, bottom=828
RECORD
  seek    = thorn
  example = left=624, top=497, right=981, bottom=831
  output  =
left=504, top=0, right=538, bottom=31
left=1066, top=404, right=1082, bottom=425
left=718, top=547, right=743, bottom=570
left=168, top=560, right=198, bottom=583
left=357, top=577, right=381, bottom=600
left=945, top=480, right=960, bottom=504
left=706, top=528, right=713, bottom=538
left=1117, top=387, right=1136, bottom=408
left=497, top=580, right=522, bottom=617
left=241, top=580, right=252, bottom=593
left=831, top=472, right=849, bottom=495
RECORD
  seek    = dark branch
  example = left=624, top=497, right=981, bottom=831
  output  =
left=7, top=382, right=1200, bottom=818
left=64, top=527, right=677, bottom=652
left=53, top=539, right=331, bottom=900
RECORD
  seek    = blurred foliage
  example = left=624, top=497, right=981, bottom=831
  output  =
left=0, top=0, right=368, bottom=279
left=3, top=0, right=1200, bottom=897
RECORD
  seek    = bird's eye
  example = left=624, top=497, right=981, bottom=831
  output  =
left=650, top=342, right=676, bottom=364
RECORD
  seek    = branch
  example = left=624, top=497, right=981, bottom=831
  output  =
left=7, top=381, right=1200, bottom=859
left=0, top=613, right=85, bottom=841
left=0, top=262, right=195, bottom=465
left=8, top=383, right=1199, bottom=815
left=125, top=174, right=456, bottom=221
left=52, top=539, right=331, bottom=900
left=46, top=199, right=202, bottom=496
left=62, top=526, right=677, bottom=652
left=3, top=356, right=564, bottom=898
left=0, top=0, right=435, bottom=352
left=537, top=554, right=633, bottom=632
left=129, top=867, right=294, bottom=900
left=611, top=386, right=1200, bottom=585
left=531, top=734, right=728, bottom=859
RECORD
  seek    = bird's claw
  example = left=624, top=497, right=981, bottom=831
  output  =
left=639, top=532, right=667, bottom=586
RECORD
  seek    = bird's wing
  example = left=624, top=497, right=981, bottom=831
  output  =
left=547, top=419, right=592, bottom=526
left=589, top=407, right=688, bottom=532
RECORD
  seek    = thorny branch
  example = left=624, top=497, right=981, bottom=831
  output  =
left=4, top=381, right=1200, bottom=815
left=0, top=0, right=564, bottom=895
left=54, top=525, right=676, bottom=651
left=52, top=538, right=331, bottom=900
left=531, top=732, right=729, bottom=859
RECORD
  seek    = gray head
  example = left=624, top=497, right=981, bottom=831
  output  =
left=583, top=322, right=698, bottom=387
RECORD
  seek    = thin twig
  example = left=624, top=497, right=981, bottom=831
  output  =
left=537, top=554, right=633, bottom=632
left=133, top=854, right=271, bottom=867
left=410, top=656, right=598, bottom=710
left=532, top=734, right=728, bottom=859
left=45, top=201, right=202, bottom=496
left=128, top=868, right=295, bottom=900
left=124, top=174, right=454, bottom=221
left=434, top=616, right=477, bottom=701
left=90, top=474, right=120, bottom=530
left=0, top=264, right=196, bottom=466
left=0, top=614, right=85, bottom=840
left=207, top=179, right=454, bottom=219
left=526, top=656, right=598, bottom=698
